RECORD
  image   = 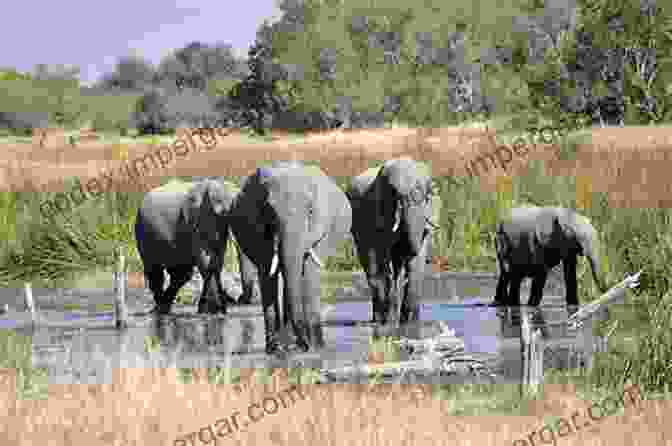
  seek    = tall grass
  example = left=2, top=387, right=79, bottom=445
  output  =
left=2, top=136, right=672, bottom=400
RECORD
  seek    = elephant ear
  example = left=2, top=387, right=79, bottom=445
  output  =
left=570, top=213, right=598, bottom=254
left=534, top=211, right=560, bottom=248
left=180, top=185, right=199, bottom=228
left=373, top=170, right=400, bottom=232
left=205, top=181, right=229, bottom=216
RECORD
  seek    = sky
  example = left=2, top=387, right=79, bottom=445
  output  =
left=1, top=0, right=283, bottom=85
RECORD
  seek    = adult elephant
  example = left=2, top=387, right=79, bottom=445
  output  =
left=229, top=161, right=352, bottom=355
left=134, top=178, right=258, bottom=315
left=347, top=157, right=436, bottom=327
left=494, top=206, right=608, bottom=306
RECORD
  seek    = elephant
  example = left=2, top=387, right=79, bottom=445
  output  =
left=346, top=157, right=436, bottom=327
left=134, top=178, right=259, bottom=315
left=493, top=206, right=608, bottom=307
left=229, top=161, right=352, bottom=355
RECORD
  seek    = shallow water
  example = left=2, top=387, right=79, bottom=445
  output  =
left=0, top=290, right=601, bottom=386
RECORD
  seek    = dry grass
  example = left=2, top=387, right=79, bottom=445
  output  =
left=31, top=128, right=69, bottom=150
left=2, top=126, right=672, bottom=207
left=1, top=368, right=669, bottom=445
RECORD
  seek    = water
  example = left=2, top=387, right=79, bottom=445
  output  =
left=2, top=291, right=598, bottom=386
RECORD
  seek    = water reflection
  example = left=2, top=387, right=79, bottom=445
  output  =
left=148, top=314, right=259, bottom=355
left=21, top=295, right=596, bottom=385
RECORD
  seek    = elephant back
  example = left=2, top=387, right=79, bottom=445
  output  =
left=151, top=179, right=195, bottom=195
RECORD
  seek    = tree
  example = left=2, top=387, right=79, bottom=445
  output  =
left=30, top=64, right=84, bottom=128
left=0, top=68, right=32, bottom=81
left=130, top=88, right=172, bottom=135
left=508, top=0, right=672, bottom=129
left=157, top=41, right=247, bottom=93
left=97, top=55, right=156, bottom=92
left=260, top=0, right=529, bottom=129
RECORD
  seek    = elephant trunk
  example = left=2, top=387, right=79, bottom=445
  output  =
left=586, top=249, right=608, bottom=294
left=580, top=226, right=608, bottom=294
left=278, top=228, right=311, bottom=351
left=401, top=202, right=427, bottom=258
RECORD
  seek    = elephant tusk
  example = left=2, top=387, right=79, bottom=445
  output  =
left=270, top=253, right=279, bottom=276
left=425, top=218, right=440, bottom=230
left=392, top=218, right=400, bottom=232
left=309, top=248, right=323, bottom=268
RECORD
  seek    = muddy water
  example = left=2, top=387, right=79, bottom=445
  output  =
left=1, top=288, right=602, bottom=386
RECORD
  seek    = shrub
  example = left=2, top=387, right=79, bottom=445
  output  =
left=0, top=112, right=49, bottom=135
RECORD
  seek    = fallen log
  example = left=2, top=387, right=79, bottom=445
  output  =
left=317, top=322, right=497, bottom=384
left=567, top=270, right=641, bottom=329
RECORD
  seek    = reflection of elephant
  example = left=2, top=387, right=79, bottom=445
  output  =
left=229, top=161, right=352, bottom=354
left=494, top=206, right=608, bottom=306
left=497, top=306, right=549, bottom=339
left=135, top=179, right=236, bottom=314
left=347, top=157, right=435, bottom=326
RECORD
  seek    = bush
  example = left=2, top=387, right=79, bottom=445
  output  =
left=162, top=87, right=223, bottom=128
left=0, top=111, right=49, bottom=135
left=130, top=88, right=173, bottom=135
left=79, top=91, right=140, bottom=134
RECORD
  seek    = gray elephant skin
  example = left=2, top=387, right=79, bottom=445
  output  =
left=347, top=157, right=434, bottom=326
left=229, top=161, right=352, bottom=354
left=494, top=206, right=608, bottom=306
left=134, top=179, right=259, bottom=315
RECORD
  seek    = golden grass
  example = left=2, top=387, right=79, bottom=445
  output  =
left=1, top=368, right=669, bottom=445
left=2, top=126, right=672, bottom=207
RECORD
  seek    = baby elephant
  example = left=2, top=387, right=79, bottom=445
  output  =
left=494, top=206, right=608, bottom=306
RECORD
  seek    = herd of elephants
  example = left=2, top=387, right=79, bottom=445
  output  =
left=134, top=157, right=608, bottom=355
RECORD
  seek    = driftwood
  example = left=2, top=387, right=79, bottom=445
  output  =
left=520, top=312, right=544, bottom=396
left=517, top=271, right=642, bottom=394
left=114, top=253, right=128, bottom=329
left=567, top=271, right=641, bottom=329
left=317, top=322, right=497, bottom=384
left=24, top=282, right=38, bottom=324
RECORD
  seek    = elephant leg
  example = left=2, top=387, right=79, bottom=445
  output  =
left=195, top=251, right=230, bottom=314
left=402, top=259, right=425, bottom=324
left=260, top=271, right=283, bottom=355
left=213, top=255, right=237, bottom=308
left=363, top=247, right=391, bottom=325
left=237, top=245, right=261, bottom=305
left=161, top=265, right=194, bottom=313
left=563, top=256, right=579, bottom=306
left=494, top=271, right=510, bottom=305
left=302, top=255, right=324, bottom=350
left=218, top=276, right=238, bottom=307
left=387, top=256, right=404, bottom=329
left=528, top=269, right=548, bottom=306
left=198, top=269, right=228, bottom=314
left=209, top=245, right=236, bottom=308
left=508, top=273, right=524, bottom=306
left=144, top=265, right=167, bottom=306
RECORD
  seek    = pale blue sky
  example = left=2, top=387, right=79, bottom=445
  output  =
left=1, top=0, right=282, bottom=85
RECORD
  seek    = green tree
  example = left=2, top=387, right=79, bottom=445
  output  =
left=509, top=0, right=672, bottom=129
left=264, top=0, right=533, bottom=128
left=0, top=68, right=32, bottom=81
